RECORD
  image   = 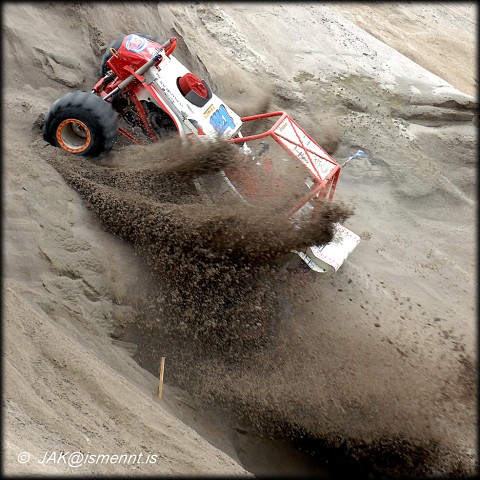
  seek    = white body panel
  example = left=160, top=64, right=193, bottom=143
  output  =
left=295, top=223, right=360, bottom=273
left=143, top=53, right=243, bottom=139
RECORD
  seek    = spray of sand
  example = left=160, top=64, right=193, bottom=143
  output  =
left=40, top=134, right=464, bottom=478
left=44, top=137, right=350, bottom=349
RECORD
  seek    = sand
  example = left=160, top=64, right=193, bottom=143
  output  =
left=3, top=2, right=477, bottom=476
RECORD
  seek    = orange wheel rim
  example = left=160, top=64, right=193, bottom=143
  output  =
left=56, top=119, right=91, bottom=153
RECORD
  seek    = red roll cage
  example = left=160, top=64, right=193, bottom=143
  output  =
left=230, top=112, right=341, bottom=213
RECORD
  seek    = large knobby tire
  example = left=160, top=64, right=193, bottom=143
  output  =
left=100, top=32, right=162, bottom=76
left=142, top=101, right=177, bottom=139
left=43, top=90, right=118, bottom=157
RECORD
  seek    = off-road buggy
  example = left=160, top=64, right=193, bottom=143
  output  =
left=43, top=33, right=360, bottom=273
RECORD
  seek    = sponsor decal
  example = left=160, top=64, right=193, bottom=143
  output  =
left=209, top=104, right=235, bottom=134
left=125, top=34, right=148, bottom=53
left=203, top=104, right=215, bottom=119
left=156, top=79, right=182, bottom=106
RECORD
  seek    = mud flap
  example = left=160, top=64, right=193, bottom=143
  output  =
left=294, top=223, right=360, bottom=273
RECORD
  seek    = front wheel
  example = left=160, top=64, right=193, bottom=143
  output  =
left=43, top=91, right=118, bottom=157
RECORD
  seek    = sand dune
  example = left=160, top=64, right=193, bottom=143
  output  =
left=3, top=3, right=477, bottom=476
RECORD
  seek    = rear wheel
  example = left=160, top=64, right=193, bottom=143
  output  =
left=142, top=102, right=177, bottom=139
left=43, top=91, right=118, bottom=157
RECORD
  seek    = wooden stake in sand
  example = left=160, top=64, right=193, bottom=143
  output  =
left=157, top=357, right=166, bottom=400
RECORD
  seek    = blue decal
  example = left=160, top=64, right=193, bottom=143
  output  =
left=209, top=104, right=235, bottom=134
left=125, top=34, right=148, bottom=53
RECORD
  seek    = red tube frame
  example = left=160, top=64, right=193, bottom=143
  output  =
left=227, top=111, right=341, bottom=212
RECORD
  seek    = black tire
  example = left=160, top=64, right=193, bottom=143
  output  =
left=143, top=102, right=177, bottom=139
left=43, top=90, right=118, bottom=157
left=100, top=32, right=162, bottom=77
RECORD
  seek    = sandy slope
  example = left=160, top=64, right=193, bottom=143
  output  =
left=3, top=2, right=477, bottom=476
left=3, top=284, right=247, bottom=476
left=331, top=3, right=477, bottom=97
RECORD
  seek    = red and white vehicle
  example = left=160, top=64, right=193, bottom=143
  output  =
left=43, top=33, right=360, bottom=273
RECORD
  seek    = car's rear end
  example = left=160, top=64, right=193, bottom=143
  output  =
left=225, top=112, right=360, bottom=273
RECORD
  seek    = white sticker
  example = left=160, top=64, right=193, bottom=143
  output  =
left=125, top=34, right=148, bottom=53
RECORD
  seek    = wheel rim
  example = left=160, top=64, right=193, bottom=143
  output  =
left=56, top=119, right=91, bottom=153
